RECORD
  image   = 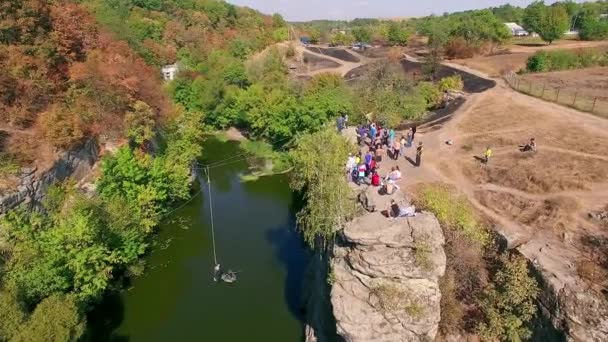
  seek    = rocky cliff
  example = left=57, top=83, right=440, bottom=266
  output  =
left=305, top=188, right=446, bottom=342
left=0, top=140, right=98, bottom=214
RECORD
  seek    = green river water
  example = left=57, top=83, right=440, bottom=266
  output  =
left=92, top=137, right=309, bottom=341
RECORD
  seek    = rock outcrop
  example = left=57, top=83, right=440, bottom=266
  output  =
left=305, top=188, right=446, bottom=342
left=0, top=140, right=98, bottom=214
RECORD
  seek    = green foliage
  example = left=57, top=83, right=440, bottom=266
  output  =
left=0, top=152, right=20, bottom=177
left=330, top=32, right=354, bottom=46
left=0, top=284, right=26, bottom=340
left=525, top=49, right=608, bottom=72
left=438, top=75, right=464, bottom=93
left=124, top=101, right=156, bottom=146
left=523, top=1, right=570, bottom=44
left=387, top=22, right=410, bottom=46
left=352, top=26, right=372, bottom=43
left=477, top=254, right=539, bottom=341
left=416, top=184, right=490, bottom=246
left=12, top=294, right=85, bottom=342
left=290, top=128, right=355, bottom=248
left=416, top=82, right=443, bottom=109
left=492, top=4, right=525, bottom=23
left=579, top=15, right=608, bottom=41
left=450, top=10, right=511, bottom=45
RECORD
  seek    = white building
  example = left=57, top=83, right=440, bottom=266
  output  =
left=505, top=22, right=529, bottom=36
left=161, top=63, right=179, bottom=81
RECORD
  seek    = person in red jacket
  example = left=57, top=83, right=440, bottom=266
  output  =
left=371, top=170, right=381, bottom=186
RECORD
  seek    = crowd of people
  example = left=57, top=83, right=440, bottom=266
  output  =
left=344, top=122, right=424, bottom=198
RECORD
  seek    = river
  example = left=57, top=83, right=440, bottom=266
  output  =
left=92, top=137, right=309, bottom=341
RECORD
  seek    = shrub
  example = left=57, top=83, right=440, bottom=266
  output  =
left=445, top=37, right=476, bottom=59
left=0, top=153, right=20, bottom=177
left=371, top=283, right=424, bottom=318
left=38, top=106, right=84, bottom=149
left=526, top=51, right=549, bottom=72
left=579, top=16, right=608, bottom=41
left=416, top=82, right=443, bottom=109
left=416, top=183, right=490, bottom=245
left=438, top=75, right=464, bottom=93
left=526, top=49, right=607, bottom=73
left=476, top=253, right=539, bottom=341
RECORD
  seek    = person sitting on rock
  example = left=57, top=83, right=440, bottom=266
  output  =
left=520, top=138, right=537, bottom=153
left=386, top=200, right=417, bottom=219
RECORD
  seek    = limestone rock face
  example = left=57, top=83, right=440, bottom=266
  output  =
left=0, top=140, right=98, bottom=214
left=331, top=197, right=446, bottom=342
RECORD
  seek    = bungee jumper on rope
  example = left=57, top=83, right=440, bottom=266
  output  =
left=205, top=166, right=237, bottom=284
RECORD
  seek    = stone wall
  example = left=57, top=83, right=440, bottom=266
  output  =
left=0, top=140, right=99, bottom=214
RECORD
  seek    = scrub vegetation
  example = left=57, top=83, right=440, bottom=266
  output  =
left=416, top=184, right=539, bottom=340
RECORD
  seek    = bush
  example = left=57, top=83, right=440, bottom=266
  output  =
left=438, top=75, right=464, bottom=93
left=416, top=82, right=443, bottom=109
left=526, top=49, right=608, bottom=73
left=526, top=51, right=549, bottom=72
left=416, top=183, right=490, bottom=245
left=476, top=253, right=539, bottom=341
left=579, top=15, right=608, bottom=41
left=445, top=37, right=476, bottom=59
left=0, top=153, right=20, bottom=177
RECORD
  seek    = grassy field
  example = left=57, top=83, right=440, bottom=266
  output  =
left=505, top=70, right=608, bottom=118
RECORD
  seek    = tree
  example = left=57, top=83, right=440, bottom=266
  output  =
left=330, top=32, right=354, bottom=46
left=13, top=294, right=85, bottom=342
left=579, top=14, right=608, bottom=40
left=290, top=128, right=355, bottom=248
left=0, top=285, right=26, bottom=340
left=272, top=13, right=286, bottom=28
left=523, top=1, right=546, bottom=34
left=124, top=101, right=156, bottom=146
left=387, top=22, right=409, bottom=46
left=524, top=2, right=570, bottom=44
left=352, top=26, right=372, bottom=43
left=477, top=254, right=539, bottom=341
left=538, top=5, right=570, bottom=44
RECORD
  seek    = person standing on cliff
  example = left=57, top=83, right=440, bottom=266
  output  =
left=416, top=142, right=424, bottom=167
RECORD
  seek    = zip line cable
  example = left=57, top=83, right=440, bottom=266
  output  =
left=205, top=166, right=218, bottom=266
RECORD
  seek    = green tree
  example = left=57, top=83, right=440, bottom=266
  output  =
left=13, top=294, right=85, bottom=342
left=387, top=22, right=409, bottom=46
left=538, top=5, right=570, bottom=44
left=124, top=101, right=156, bottom=146
left=290, top=128, right=355, bottom=248
left=523, top=1, right=546, bottom=34
left=477, top=254, right=539, bottom=341
left=352, top=26, right=372, bottom=42
left=579, top=14, right=608, bottom=40
left=524, top=1, right=570, bottom=44
left=272, top=13, right=286, bottom=28
left=0, top=284, right=26, bottom=340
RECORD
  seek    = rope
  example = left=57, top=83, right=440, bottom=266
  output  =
left=205, top=166, right=218, bottom=265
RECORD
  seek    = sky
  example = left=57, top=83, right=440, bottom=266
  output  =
left=227, top=0, right=583, bottom=21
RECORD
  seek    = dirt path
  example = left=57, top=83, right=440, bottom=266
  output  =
left=362, top=59, right=608, bottom=251
left=289, top=44, right=369, bottom=77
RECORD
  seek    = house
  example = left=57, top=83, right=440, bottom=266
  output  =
left=161, top=63, right=179, bottom=81
left=505, top=22, right=529, bottom=36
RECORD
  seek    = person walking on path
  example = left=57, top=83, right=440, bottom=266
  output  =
left=416, top=142, right=424, bottom=167
left=400, top=136, right=406, bottom=157
left=406, top=129, right=413, bottom=147
left=411, top=125, right=417, bottom=141
left=393, top=138, right=402, bottom=160
left=483, top=146, right=493, bottom=164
